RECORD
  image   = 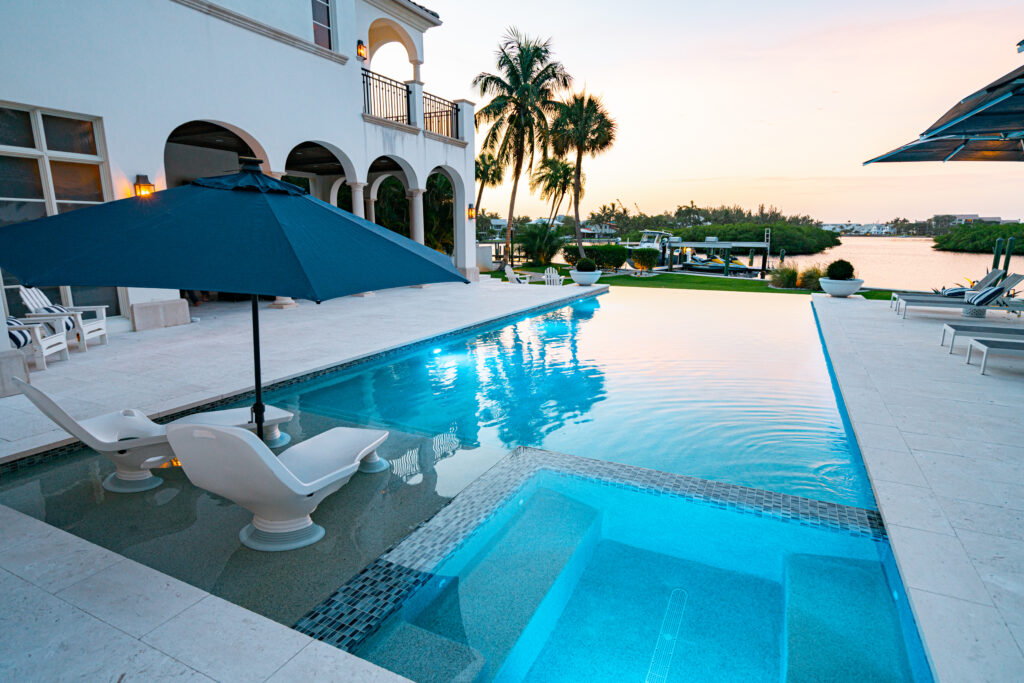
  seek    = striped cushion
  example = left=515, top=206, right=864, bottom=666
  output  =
left=39, top=304, right=75, bottom=332
left=967, top=286, right=1003, bottom=306
left=5, top=316, right=31, bottom=349
left=940, top=286, right=969, bottom=297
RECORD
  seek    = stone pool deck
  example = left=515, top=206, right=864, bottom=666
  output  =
left=1, top=279, right=605, bottom=463
left=814, top=294, right=1024, bottom=682
left=0, top=280, right=603, bottom=680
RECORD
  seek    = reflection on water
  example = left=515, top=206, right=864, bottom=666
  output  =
left=268, top=288, right=873, bottom=508
left=782, top=236, right=999, bottom=291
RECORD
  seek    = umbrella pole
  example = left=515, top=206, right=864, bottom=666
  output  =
left=251, top=294, right=265, bottom=440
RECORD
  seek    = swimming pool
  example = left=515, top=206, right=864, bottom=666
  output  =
left=267, top=287, right=872, bottom=507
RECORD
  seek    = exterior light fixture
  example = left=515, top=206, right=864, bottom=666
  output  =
left=134, top=174, right=155, bottom=197
left=357, top=40, right=368, bottom=61
left=467, top=203, right=476, bottom=220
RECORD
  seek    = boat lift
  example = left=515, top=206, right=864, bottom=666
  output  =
left=628, top=228, right=773, bottom=278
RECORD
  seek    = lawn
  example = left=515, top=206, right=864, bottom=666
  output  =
left=488, top=266, right=893, bottom=299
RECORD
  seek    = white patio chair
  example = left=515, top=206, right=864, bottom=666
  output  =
left=504, top=264, right=529, bottom=285
left=543, top=267, right=565, bottom=286
left=6, top=316, right=70, bottom=370
left=166, top=424, right=390, bottom=551
left=18, top=286, right=108, bottom=351
left=13, top=378, right=293, bottom=493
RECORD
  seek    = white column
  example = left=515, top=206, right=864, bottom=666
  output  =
left=409, top=189, right=425, bottom=244
left=348, top=181, right=366, bottom=219
left=405, top=80, right=424, bottom=128
left=366, top=198, right=376, bottom=223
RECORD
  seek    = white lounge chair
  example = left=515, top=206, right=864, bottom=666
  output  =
left=166, top=424, right=390, bottom=551
left=13, top=378, right=293, bottom=493
left=18, top=286, right=108, bottom=351
left=543, top=267, right=565, bottom=286
left=6, top=316, right=70, bottom=370
left=504, top=264, right=530, bottom=285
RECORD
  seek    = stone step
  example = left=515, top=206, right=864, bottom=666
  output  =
left=360, top=621, right=487, bottom=683
left=784, top=554, right=913, bottom=683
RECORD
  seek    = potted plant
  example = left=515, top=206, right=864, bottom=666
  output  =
left=570, top=258, right=601, bottom=286
left=819, top=259, right=863, bottom=297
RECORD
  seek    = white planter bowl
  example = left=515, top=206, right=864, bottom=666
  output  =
left=569, top=270, right=602, bottom=286
left=820, top=277, right=863, bottom=298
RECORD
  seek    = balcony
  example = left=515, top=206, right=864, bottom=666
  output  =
left=361, top=69, right=463, bottom=143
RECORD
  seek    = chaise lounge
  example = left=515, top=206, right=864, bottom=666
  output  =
left=166, top=423, right=390, bottom=551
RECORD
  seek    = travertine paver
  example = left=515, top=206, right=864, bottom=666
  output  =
left=814, top=294, right=1024, bottom=682
left=0, top=280, right=603, bottom=462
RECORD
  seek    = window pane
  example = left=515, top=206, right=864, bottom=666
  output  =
left=0, top=108, right=35, bottom=148
left=312, top=0, right=330, bottom=27
left=0, top=199, right=47, bottom=227
left=0, top=155, right=44, bottom=199
left=56, top=202, right=97, bottom=214
left=50, top=161, right=103, bottom=201
left=313, top=23, right=331, bottom=49
left=42, top=114, right=97, bottom=155
left=69, top=286, right=120, bottom=316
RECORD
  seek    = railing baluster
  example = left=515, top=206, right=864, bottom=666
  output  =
left=362, top=68, right=410, bottom=126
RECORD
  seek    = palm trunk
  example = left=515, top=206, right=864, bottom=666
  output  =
left=547, top=196, right=557, bottom=229
left=506, top=157, right=523, bottom=266
left=551, top=193, right=566, bottom=230
left=573, top=151, right=585, bottom=259
left=475, top=182, right=485, bottom=217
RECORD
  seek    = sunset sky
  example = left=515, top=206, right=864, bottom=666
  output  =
left=371, top=1, right=1024, bottom=224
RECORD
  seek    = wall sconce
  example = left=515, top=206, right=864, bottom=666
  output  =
left=357, top=40, right=368, bottom=61
left=134, top=174, right=155, bottom=197
left=467, top=204, right=476, bottom=220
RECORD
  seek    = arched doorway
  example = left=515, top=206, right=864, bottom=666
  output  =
left=366, top=155, right=419, bottom=240
left=282, top=140, right=358, bottom=212
left=366, top=18, right=421, bottom=81
left=163, top=120, right=268, bottom=188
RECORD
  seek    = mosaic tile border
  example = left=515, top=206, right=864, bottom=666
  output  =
left=0, top=287, right=604, bottom=476
left=294, top=446, right=887, bottom=652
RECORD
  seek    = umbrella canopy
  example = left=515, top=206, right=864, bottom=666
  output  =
left=0, top=162, right=466, bottom=301
left=0, top=161, right=468, bottom=438
left=920, top=63, right=1024, bottom=138
left=864, top=133, right=1024, bottom=164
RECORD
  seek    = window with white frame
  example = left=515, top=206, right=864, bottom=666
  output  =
left=312, top=0, right=332, bottom=50
left=0, top=103, right=120, bottom=318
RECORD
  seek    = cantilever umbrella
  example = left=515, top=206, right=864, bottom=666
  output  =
left=0, top=161, right=468, bottom=438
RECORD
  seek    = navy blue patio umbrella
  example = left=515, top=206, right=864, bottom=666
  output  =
left=0, top=160, right=468, bottom=437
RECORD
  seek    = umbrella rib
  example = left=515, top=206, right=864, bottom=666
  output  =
left=943, top=143, right=966, bottom=162
left=927, top=91, right=1013, bottom=137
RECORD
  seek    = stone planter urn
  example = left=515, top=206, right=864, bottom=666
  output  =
left=819, top=277, right=863, bottom=298
left=569, top=270, right=602, bottom=286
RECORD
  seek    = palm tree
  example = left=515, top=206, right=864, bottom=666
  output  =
left=529, top=158, right=577, bottom=229
left=474, top=152, right=503, bottom=216
left=473, top=29, right=571, bottom=264
left=550, top=93, right=616, bottom=257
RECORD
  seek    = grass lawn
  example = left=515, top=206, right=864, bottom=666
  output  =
left=488, top=266, right=893, bottom=299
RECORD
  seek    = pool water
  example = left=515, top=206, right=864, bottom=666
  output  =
left=355, top=470, right=930, bottom=682
left=268, top=288, right=873, bottom=507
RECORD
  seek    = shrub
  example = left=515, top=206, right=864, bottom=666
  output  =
left=516, top=225, right=562, bottom=265
left=933, top=224, right=1024, bottom=253
left=592, top=244, right=628, bottom=271
left=632, top=248, right=660, bottom=271
left=575, top=258, right=597, bottom=272
left=798, top=265, right=824, bottom=291
left=561, top=245, right=580, bottom=267
left=825, top=259, right=855, bottom=280
left=770, top=266, right=798, bottom=289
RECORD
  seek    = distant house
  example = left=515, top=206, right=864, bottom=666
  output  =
left=953, top=214, right=1019, bottom=225
left=580, top=222, right=617, bottom=237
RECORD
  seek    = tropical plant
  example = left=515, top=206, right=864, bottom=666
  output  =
left=770, top=266, right=798, bottom=289
left=933, top=224, right=1024, bottom=253
left=550, top=93, right=616, bottom=258
left=474, top=152, right=504, bottom=216
left=515, top=224, right=562, bottom=265
left=530, top=157, right=576, bottom=229
left=473, top=29, right=571, bottom=264
left=797, top=265, right=824, bottom=291
left=632, top=248, right=659, bottom=272
left=575, top=257, right=597, bottom=272
left=825, top=259, right=855, bottom=280
left=424, top=172, right=454, bottom=253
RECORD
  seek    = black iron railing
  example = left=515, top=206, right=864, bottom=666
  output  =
left=423, top=91, right=459, bottom=139
left=362, top=69, right=410, bottom=125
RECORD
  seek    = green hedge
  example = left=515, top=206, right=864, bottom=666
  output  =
left=561, top=244, right=629, bottom=269
left=670, top=222, right=840, bottom=255
left=632, top=248, right=660, bottom=271
left=933, top=225, right=1024, bottom=253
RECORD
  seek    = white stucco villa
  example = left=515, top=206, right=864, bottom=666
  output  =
left=0, top=0, right=477, bottom=345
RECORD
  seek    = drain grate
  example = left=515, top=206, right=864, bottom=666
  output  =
left=645, top=588, right=688, bottom=683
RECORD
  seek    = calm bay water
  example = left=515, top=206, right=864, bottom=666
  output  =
left=782, top=236, right=1001, bottom=291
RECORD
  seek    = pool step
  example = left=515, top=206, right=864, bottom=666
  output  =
left=783, top=554, right=913, bottom=683
left=360, top=621, right=488, bottom=683
left=413, top=487, right=601, bottom=679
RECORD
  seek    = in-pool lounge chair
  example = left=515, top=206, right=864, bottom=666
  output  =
left=890, top=269, right=1004, bottom=309
left=6, top=316, right=70, bottom=370
left=13, top=378, right=293, bottom=493
left=17, top=285, right=109, bottom=351
left=940, top=322, right=1024, bottom=354
left=896, top=274, right=1024, bottom=318
left=166, top=423, right=390, bottom=551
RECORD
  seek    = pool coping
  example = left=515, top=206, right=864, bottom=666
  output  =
left=0, top=285, right=606, bottom=475
left=294, top=446, right=887, bottom=652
